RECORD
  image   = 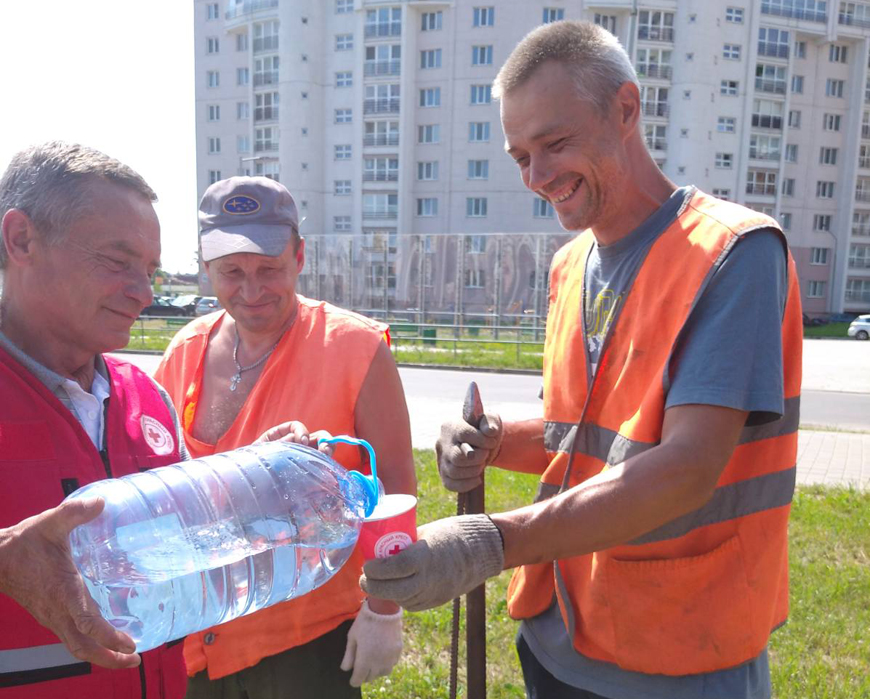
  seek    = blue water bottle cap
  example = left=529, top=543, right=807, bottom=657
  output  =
left=317, top=436, right=380, bottom=517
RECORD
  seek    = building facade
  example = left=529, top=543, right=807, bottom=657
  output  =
left=194, top=0, right=870, bottom=316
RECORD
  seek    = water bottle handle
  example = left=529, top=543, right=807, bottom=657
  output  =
left=317, top=435, right=379, bottom=517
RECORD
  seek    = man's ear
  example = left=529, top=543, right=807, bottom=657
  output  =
left=614, top=81, right=641, bottom=137
left=1, top=209, right=39, bottom=268
left=296, top=237, right=306, bottom=272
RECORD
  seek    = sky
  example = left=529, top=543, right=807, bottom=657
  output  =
left=0, top=2, right=199, bottom=273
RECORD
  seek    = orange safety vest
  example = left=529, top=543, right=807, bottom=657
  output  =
left=507, top=190, right=803, bottom=676
left=153, top=295, right=388, bottom=680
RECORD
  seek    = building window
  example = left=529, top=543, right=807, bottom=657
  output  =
left=807, top=281, right=826, bottom=298
left=255, top=160, right=280, bottom=181
left=850, top=244, right=870, bottom=268
left=467, top=160, right=489, bottom=179
left=594, top=14, right=617, bottom=33
left=364, top=157, right=399, bottom=182
left=336, top=0, right=353, bottom=13
left=335, top=108, right=353, bottom=123
left=788, top=109, right=801, bottom=128
left=466, top=197, right=488, bottom=217
left=208, top=137, right=221, bottom=154
left=782, top=178, right=795, bottom=196
left=207, top=3, right=219, bottom=20
left=813, top=214, right=832, bottom=231
left=208, top=169, right=222, bottom=184
left=543, top=8, right=565, bottom=24
left=826, top=79, right=845, bottom=98
left=715, top=152, right=733, bottom=169
left=757, top=27, right=789, bottom=58
left=473, top=7, right=495, bottom=27
left=419, top=88, right=441, bottom=107
left=237, top=101, right=249, bottom=120
left=811, top=247, right=829, bottom=265
left=723, top=44, right=741, bottom=60
left=334, top=216, right=352, bottom=232
left=469, top=121, right=491, bottom=142
left=725, top=6, right=744, bottom=23
left=207, top=37, right=220, bottom=54
left=364, top=194, right=399, bottom=219
left=467, top=235, right=487, bottom=254
left=829, top=45, right=848, bottom=63
left=417, top=198, right=438, bottom=216
left=418, top=124, right=440, bottom=143
left=237, top=135, right=251, bottom=153
left=417, top=161, right=439, bottom=181
left=334, top=180, right=351, bottom=196
left=636, top=48, right=672, bottom=79
left=533, top=198, right=555, bottom=218
left=755, top=63, right=787, bottom=94
left=785, top=144, right=798, bottom=162
left=794, top=40, right=806, bottom=58
left=749, top=134, right=782, bottom=160
left=816, top=181, right=835, bottom=198
left=717, top=116, right=736, bottom=133
left=422, top=11, right=443, bottom=31
left=819, top=147, right=838, bottom=166
left=420, top=49, right=442, bottom=69
left=366, top=44, right=401, bottom=77
left=470, top=84, right=492, bottom=105
left=465, top=268, right=485, bottom=288
left=712, top=188, right=731, bottom=200
left=237, top=33, right=248, bottom=52
left=645, top=124, right=667, bottom=151
left=365, top=7, right=402, bottom=38
left=334, top=144, right=352, bottom=160
left=780, top=212, right=792, bottom=230
left=253, top=20, right=279, bottom=53
left=208, top=104, right=220, bottom=122
left=746, top=169, right=777, bottom=195
left=638, top=10, right=675, bottom=41
left=207, top=70, right=220, bottom=88
left=254, top=127, right=277, bottom=152
left=720, top=80, right=739, bottom=96
left=823, top=113, right=842, bottom=131
left=336, top=34, right=353, bottom=51
left=336, top=71, right=353, bottom=87
left=472, top=45, right=493, bottom=66
left=237, top=68, right=250, bottom=86
left=752, top=98, right=784, bottom=129
left=254, top=55, right=279, bottom=86
left=791, top=75, right=804, bottom=93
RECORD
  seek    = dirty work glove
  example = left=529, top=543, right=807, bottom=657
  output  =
left=340, top=600, right=403, bottom=687
left=360, top=514, right=505, bottom=612
left=435, top=412, right=503, bottom=493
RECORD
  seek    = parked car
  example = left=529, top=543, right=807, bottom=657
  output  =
left=847, top=315, right=870, bottom=341
left=170, top=294, right=202, bottom=316
left=194, top=297, right=222, bottom=316
left=141, top=297, right=187, bottom=317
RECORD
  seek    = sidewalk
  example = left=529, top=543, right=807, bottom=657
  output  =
left=797, top=430, right=870, bottom=489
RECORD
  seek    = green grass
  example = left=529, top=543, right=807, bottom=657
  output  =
left=362, top=453, right=870, bottom=699
left=803, top=322, right=851, bottom=339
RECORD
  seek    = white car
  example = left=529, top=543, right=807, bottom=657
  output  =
left=847, top=315, right=870, bottom=341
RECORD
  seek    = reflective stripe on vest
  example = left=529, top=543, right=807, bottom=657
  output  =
left=0, top=644, right=89, bottom=688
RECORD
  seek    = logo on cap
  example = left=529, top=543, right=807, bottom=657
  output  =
left=223, top=195, right=261, bottom=215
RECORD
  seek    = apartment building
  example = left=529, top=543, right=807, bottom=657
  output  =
left=194, top=0, right=870, bottom=315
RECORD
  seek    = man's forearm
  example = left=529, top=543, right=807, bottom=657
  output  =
left=490, top=418, right=549, bottom=474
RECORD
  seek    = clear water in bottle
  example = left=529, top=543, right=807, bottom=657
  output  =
left=66, top=441, right=376, bottom=652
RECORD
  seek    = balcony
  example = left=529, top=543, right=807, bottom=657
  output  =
left=857, top=191, right=870, bottom=202
left=757, top=42, right=789, bottom=59
left=254, top=107, right=279, bottom=122
left=761, top=2, right=826, bottom=22
left=225, top=0, right=278, bottom=26
left=746, top=183, right=777, bottom=196
left=845, top=289, right=870, bottom=302
left=253, top=36, right=279, bottom=54
left=863, top=125, right=870, bottom=139
left=254, top=71, right=279, bottom=87
left=839, top=12, right=870, bottom=28
left=752, top=114, right=783, bottom=130
left=646, top=139, right=667, bottom=151
left=363, top=210, right=399, bottom=220
left=637, top=64, right=673, bottom=80
left=853, top=225, right=870, bottom=236
left=363, top=172, right=399, bottom=182
left=364, top=98, right=400, bottom=115
left=860, top=157, right=870, bottom=169
left=749, top=148, right=782, bottom=161
left=364, top=60, right=401, bottom=78
left=642, top=102, right=669, bottom=118
left=849, top=257, right=870, bottom=269
left=364, top=133, right=400, bottom=147
left=755, top=78, right=787, bottom=95
left=365, top=22, right=402, bottom=39
left=254, top=142, right=278, bottom=153
left=637, top=26, right=674, bottom=42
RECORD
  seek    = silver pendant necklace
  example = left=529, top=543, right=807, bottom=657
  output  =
left=230, top=327, right=280, bottom=391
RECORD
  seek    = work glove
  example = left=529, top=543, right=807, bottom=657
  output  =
left=435, top=412, right=503, bottom=493
left=340, top=599, right=403, bottom=686
left=360, top=514, right=505, bottom=612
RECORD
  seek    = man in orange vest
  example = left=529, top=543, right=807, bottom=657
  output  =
left=362, top=21, right=802, bottom=699
left=154, top=176, right=416, bottom=699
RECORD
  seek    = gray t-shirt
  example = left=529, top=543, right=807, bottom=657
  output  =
left=522, top=186, right=789, bottom=699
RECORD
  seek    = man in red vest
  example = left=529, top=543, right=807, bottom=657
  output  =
left=362, top=21, right=802, bottom=699
left=0, top=141, right=188, bottom=698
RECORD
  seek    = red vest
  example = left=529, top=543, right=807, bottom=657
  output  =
left=0, top=347, right=186, bottom=698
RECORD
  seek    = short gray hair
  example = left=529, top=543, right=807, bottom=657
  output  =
left=493, top=20, right=639, bottom=115
left=0, top=141, right=157, bottom=269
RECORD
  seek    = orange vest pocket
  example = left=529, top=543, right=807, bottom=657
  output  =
left=604, top=536, right=757, bottom=676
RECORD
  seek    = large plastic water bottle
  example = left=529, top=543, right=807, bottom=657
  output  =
left=66, top=439, right=381, bottom=652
